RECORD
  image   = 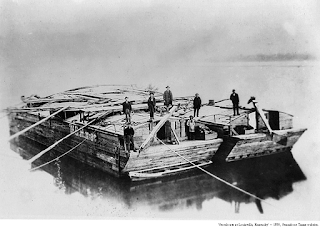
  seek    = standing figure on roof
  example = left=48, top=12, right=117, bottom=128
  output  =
left=163, top=86, right=173, bottom=111
left=148, top=92, right=156, bottom=121
left=122, top=97, right=132, bottom=123
left=230, top=89, right=240, bottom=116
left=193, top=93, right=202, bottom=117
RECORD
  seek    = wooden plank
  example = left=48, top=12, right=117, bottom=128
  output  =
left=230, top=127, right=239, bottom=136
left=8, top=106, right=69, bottom=141
left=170, top=126, right=180, bottom=145
left=124, top=139, right=222, bottom=171
left=28, top=111, right=110, bottom=163
left=139, top=106, right=177, bottom=151
left=253, top=101, right=273, bottom=134
left=129, top=161, right=212, bottom=180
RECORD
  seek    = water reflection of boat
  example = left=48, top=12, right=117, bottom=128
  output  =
left=10, top=135, right=306, bottom=213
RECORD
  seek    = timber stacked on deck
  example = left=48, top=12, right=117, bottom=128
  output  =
left=7, top=85, right=223, bottom=179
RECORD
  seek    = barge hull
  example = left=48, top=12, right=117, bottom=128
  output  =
left=225, top=128, right=307, bottom=162
left=8, top=112, right=127, bottom=177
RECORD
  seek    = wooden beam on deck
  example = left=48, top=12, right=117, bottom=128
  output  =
left=139, top=105, right=177, bottom=152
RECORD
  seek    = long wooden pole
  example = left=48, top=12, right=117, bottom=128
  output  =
left=139, top=105, right=177, bottom=152
left=252, top=101, right=273, bottom=134
left=8, top=106, right=69, bottom=141
left=28, top=111, right=109, bottom=163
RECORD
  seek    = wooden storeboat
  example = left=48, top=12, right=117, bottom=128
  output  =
left=7, top=85, right=222, bottom=180
left=195, top=98, right=307, bottom=162
left=6, top=85, right=306, bottom=180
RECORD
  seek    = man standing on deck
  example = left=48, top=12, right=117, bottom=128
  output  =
left=187, top=115, right=196, bottom=140
left=122, top=97, right=132, bottom=123
left=193, top=93, right=202, bottom=117
left=163, top=86, right=173, bottom=111
left=148, top=92, right=156, bottom=121
left=124, top=123, right=137, bottom=154
left=230, top=89, right=240, bottom=116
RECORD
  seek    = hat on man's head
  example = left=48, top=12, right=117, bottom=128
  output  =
left=150, top=91, right=154, bottom=95
left=166, top=86, right=170, bottom=88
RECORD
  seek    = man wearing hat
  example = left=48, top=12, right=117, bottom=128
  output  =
left=163, top=86, right=173, bottom=111
left=124, top=123, right=137, bottom=154
left=148, top=92, right=156, bottom=121
left=230, top=89, right=240, bottom=116
left=193, top=93, right=202, bottom=117
left=122, top=96, right=132, bottom=123
left=187, top=115, right=196, bottom=140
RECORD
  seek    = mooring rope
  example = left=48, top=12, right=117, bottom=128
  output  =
left=29, top=117, right=122, bottom=172
left=30, top=138, right=87, bottom=171
left=155, top=137, right=275, bottom=207
left=29, top=133, right=94, bottom=172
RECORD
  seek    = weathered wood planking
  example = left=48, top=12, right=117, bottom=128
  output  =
left=279, top=112, right=293, bottom=130
left=124, top=139, right=222, bottom=172
left=256, top=110, right=293, bottom=131
left=230, top=113, right=249, bottom=127
left=10, top=112, right=129, bottom=174
left=226, top=128, right=307, bottom=162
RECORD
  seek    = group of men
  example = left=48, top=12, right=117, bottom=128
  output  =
left=122, top=86, right=240, bottom=153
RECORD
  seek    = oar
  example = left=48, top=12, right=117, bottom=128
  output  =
left=28, top=111, right=110, bottom=163
left=8, top=106, right=69, bottom=141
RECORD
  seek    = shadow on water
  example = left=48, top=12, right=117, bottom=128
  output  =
left=10, top=135, right=306, bottom=214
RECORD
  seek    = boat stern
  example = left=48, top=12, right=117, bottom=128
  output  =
left=225, top=128, right=307, bottom=162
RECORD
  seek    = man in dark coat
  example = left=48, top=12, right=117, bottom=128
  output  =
left=124, top=123, right=136, bottom=153
left=230, top=89, right=240, bottom=116
left=122, top=97, right=132, bottom=123
left=163, top=86, right=173, bottom=110
left=193, top=93, right=201, bottom=117
left=148, top=92, right=156, bottom=121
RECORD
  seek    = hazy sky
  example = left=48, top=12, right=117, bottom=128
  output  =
left=1, top=0, right=320, bottom=107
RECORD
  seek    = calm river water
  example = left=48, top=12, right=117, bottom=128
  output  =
left=0, top=61, right=319, bottom=220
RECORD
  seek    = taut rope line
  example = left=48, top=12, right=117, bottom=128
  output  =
left=156, top=137, right=275, bottom=207
left=29, top=135, right=91, bottom=172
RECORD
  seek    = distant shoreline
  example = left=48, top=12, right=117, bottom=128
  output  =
left=229, top=53, right=316, bottom=62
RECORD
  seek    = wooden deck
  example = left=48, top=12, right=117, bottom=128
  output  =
left=123, top=138, right=223, bottom=172
left=128, top=159, right=212, bottom=181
